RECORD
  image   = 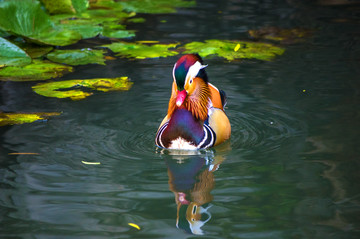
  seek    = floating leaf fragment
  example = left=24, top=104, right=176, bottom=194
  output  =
left=128, top=223, right=140, bottom=230
left=0, top=0, right=81, bottom=46
left=8, top=153, right=40, bottom=155
left=0, top=112, right=61, bottom=126
left=102, top=42, right=179, bottom=59
left=47, top=49, right=107, bottom=66
left=183, top=39, right=285, bottom=61
left=81, top=161, right=101, bottom=165
left=33, top=77, right=133, bottom=100
left=248, top=27, right=313, bottom=44
left=0, top=37, right=31, bottom=67
left=0, top=60, right=73, bottom=81
left=119, top=0, right=195, bottom=14
left=136, top=40, right=159, bottom=44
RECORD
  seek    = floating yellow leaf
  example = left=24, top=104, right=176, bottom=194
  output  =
left=32, top=77, right=133, bottom=100
left=234, top=43, right=240, bottom=52
left=0, top=112, right=61, bottom=126
left=136, top=40, right=159, bottom=44
left=81, top=161, right=101, bottom=165
left=128, top=223, right=140, bottom=230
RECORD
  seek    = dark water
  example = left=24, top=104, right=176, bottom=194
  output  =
left=1, top=0, right=360, bottom=238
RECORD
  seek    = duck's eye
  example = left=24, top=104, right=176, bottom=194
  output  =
left=189, top=79, right=193, bottom=84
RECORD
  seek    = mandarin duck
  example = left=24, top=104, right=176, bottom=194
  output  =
left=155, top=54, right=231, bottom=149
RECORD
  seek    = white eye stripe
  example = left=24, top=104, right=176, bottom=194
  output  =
left=185, top=61, right=207, bottom=86
left=172, top=62, right=177, bottom=82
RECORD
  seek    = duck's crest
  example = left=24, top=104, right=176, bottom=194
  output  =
left=173, top=54, right=208, bottom=90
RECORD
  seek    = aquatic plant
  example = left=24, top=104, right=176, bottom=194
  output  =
left=183, top=40, right=285, bottom=61
left=46, top=49, right=107, bottom=66
left=0, top=60, right=73, bottom=81
left=32, top=77, right=133, bottom=100
left=0, top=112, right=61, bottom=126
left=102, top=42, right=180, bottom=59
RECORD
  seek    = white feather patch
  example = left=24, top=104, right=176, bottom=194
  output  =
left=168, top=137, right=198, bottom=150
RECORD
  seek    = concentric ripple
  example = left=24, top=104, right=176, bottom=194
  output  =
left=228, top=102, right=306, bottom=152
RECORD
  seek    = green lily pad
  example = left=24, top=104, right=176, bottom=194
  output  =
left=0, top=0, right=81, bottom=46
left=0, top=37, right=31, bottom=66
left=0, top=112, right=61, bottom=126
left=248, top=27, right=313, bottom=43
left=0, top=59, right=73, bottom=81
left=50, top=6, right=136, bottom=39
left=183, top=40, right=285, bottom=61
left=102, top=42, right=179, bottom=59
left=32, top=77, right=133, bottom=100
left=52, top=17, right=103, bottom=39
left=118, top=0, right=196, bottom=14
left=47, top=48, right=106, bottom=65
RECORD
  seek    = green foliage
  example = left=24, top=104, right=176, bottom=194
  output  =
left=118, top=0, right=196, bottom=14
left=102, top=42, right=179, bottom=59
left=0, top=60, right=73, bottom=81
left=50, top=4, right=135, bottom=39
left=40, top=0, right=89, bottom=14
left=0, top=37, right=31, bottom=66
left=47, top=49, right=106, bottom=65
left=32, top=77, right=133, bottom=100
left=0, top=0, right=81, bottom=46
left=0, top=112, right=61, bottom=126
left=183, top=40, right=285, bottom=61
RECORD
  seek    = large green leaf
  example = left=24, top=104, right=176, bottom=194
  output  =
left=0, top=59, right=73, bottom=81
left=0, top=37, right=31, bottom=66
left=183, top=40, right=285, bottom=61
left=0, top=0, right=81, bottom=46
left=118, top=0, right=196, bottom=14
left=47, top=49, right=106, bottom=65
left=0, top=112, right=61, bottom=126
left=102, top=42, right=179, bottom=59
left=32, top=77, right=133, bottom=100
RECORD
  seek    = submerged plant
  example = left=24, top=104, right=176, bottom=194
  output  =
left=32, top=77, right=133, bottom=100
left=248, top=27, right=313, bottom=43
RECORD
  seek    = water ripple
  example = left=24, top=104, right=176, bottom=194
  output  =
left=228, top=102, right=305, bottom=151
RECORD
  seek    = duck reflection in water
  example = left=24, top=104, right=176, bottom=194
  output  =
left=165, top=153, right=225, bottom=235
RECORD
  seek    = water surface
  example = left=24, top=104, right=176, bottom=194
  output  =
left=1, top=0, right=359, bottom=238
